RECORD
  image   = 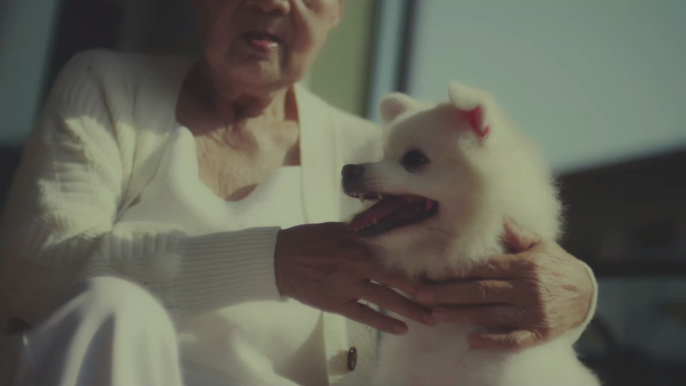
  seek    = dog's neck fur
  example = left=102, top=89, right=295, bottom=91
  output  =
left=375, top=211, right=506, bottom=280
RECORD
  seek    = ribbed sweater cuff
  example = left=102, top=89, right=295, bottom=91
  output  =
left=172, top=227, right=282, bottom=317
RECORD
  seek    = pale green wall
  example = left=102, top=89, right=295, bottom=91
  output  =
left=407, top=1, right=686, bottom=173
left=305, top=0, right=378, bottom=118
left=0, top=0, right=62, bottom=146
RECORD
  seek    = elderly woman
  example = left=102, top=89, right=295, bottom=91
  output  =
left=0, top=0, right=597, bottom=385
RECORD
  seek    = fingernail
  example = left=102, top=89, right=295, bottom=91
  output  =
left=432, top=310, right=448, bottom=322
left=468, top=335, right=486, bottom=348
left=417, top=291, right=434, bottom=303
left=423, top=314, right=435, bottom=325
left=394, top=325, right=408, bottom=335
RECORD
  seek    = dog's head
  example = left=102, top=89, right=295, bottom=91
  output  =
left=343, top=82, right=561, bottom=278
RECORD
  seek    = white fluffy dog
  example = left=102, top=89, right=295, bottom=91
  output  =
left=342, top=82, right=599, bottom=386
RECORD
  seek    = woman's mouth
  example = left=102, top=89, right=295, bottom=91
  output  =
left=241, top=31, right=281, bottom=53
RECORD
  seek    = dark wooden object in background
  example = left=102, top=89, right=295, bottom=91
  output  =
left=0, top=146, right=22, bottom=220
left=46, top=0, right=125, bottom=99
left=558, top=148, right=686, bottom=276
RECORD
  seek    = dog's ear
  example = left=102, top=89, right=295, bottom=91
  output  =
left=379, top=93, right=418, bottom=126
left=447, top=81, right=490, bottom=141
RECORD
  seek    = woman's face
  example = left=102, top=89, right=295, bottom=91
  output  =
left=194, top=0, right=343, bottom=92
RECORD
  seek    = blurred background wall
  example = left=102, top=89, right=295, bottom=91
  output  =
left=306, top=0, right=377, bottom=117
left=0, top=0, right=63, bottom=146
left=403, top=1, right=686, bottom=174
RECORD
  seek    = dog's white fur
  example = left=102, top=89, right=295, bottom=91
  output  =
left=355, top=82, right=599, bottom=385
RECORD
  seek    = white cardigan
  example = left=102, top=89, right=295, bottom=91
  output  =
left=0, top=50, right=383, bottom=385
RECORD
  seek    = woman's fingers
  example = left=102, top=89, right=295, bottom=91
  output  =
left=417, top=279, right=524, bottom=306
left=368, top=266, right=422, bottom=296
left=501, top=218, right=542, bottom=253
left=431, top=305, right=527, bottom=328
left=455, top=255, right=535, bottom=280
left=340, top=302, right=408, bottom=335
left=360, top=282, right=434, bottom=326
left=468, top=329, right=541, bottom=350
left=449, top=219, right=546, bottom=281
left=275, top=223, right=435, bottom=334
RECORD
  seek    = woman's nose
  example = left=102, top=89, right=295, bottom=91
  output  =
left=245, top=0, right=290, bottom=15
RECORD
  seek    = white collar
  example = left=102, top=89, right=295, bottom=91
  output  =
left=293, top=83, right=341, bottom=224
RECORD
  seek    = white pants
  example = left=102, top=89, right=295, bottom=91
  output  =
left=0, top=277, right=231, bottom=386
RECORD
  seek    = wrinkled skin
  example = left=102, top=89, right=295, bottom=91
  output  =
left=275, top=220, right=594, bottom=349
left=192, top=0, right=343, bottom=103
left=275, top=223, right=432, bottom=335
left=416, top=220, right=594, bottom=350
left=181, top=0, right=344, bottom=196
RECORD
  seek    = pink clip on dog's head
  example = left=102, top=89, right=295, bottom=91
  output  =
left=448, top=82, right=490, bottom=141
left=456, top=106, right=490, bottom=140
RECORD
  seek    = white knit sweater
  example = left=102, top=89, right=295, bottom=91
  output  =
left=0, top=50, right=383, bottom=385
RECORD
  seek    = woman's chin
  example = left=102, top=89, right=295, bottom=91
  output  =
left=226, top=62, right=293, bottom=90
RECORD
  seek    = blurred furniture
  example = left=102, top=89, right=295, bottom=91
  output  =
left=559, top=148, right=686, bottom=386
left=581, top=316, right=686, bottom=386
left=0, top=146, right=21, bottom=219
left=0, top=146, right=24, bottom=335
left=46, top=0, right=125, bottom=100
left=559, top=148, right=686, bottom=276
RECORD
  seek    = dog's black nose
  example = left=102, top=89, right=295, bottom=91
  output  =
left=342, top=164, right=365, bottom=181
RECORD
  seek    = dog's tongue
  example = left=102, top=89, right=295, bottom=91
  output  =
left=350, top=196, right=407, bottom=230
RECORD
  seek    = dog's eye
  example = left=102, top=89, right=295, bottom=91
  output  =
left=401, top=149, right=429, bottom=170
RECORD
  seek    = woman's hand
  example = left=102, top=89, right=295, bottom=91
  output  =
left=416, top=220, right=594, bottom=350
left=275, top=222, right=433, bottom=335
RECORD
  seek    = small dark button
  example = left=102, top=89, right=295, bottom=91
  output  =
left=347, top=346, right=357, bottom=371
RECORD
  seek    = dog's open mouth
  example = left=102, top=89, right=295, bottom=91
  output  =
left=346, top=192, right=439, bottom=237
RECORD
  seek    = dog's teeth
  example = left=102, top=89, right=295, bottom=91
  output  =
left=377, top=194, right=383, bottom=200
